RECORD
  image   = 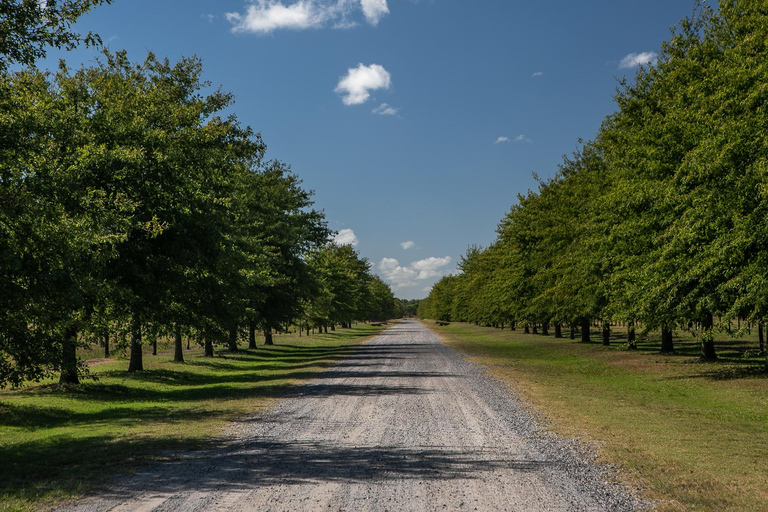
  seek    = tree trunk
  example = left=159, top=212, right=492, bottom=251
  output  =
left=660, top=326, right=674, bottom=353
left=541, top=322, right=549, bottom=336
left=204, top=337, right=214, bottom=357
left=151, top=329, right=157, bottom=356
left=128, top=317, right=143, bottom=372
left=602, top=321, right=611, bottom=346
left=758, top=322, right=764, bottom=354
left=580, top=318, right=591, bottom=343
left=249, top=322, right=257, bottom=349
left=554, top=323, right=562, bottom=338
left=264, top=329, right=274, bottom=346
left=524, top=323, right=530, bottom=334
left=700, top=313, right=717, bottom=361
left=570, top=323, right=576, bottom=340
left=511, top=320, right=516, bottom=331
left=324, top=325, right=328, bottom=334
left=103, top=332, right=110, bottom=358
left=532, top=323, right=539, bottom=335
left=59, top=325, right=79, bottom=384
left=228, top=327, right=238, bottom=352
left=174, top=324, right=184, bottom=363
left=627, top=320, right=637, bottom=349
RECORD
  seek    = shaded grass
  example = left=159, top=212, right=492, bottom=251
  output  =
left=0, top=323, right=385, bottom=512
left=425, top=321, right=768, bottom=512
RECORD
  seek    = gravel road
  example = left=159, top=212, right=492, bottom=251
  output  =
left=56, top=320, right=647, bottom=512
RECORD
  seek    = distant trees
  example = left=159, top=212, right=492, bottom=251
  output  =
left=419, top=1, right=768, bottom=369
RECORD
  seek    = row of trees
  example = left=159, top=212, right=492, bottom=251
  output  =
left=0, top=1, right=398, bottom=387
left=419, top=1, right=768, bottom=367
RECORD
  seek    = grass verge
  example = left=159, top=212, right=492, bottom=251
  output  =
left=0, top=323, right=385, bottom=512
left=423, top=320, right=768, bottom=512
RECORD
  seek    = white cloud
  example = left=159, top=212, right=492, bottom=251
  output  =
left=400, top=240, right=415, bottom=250
left=379, top=256, right=452, bottom=288
left=202, top=13, right=215, bottom=22
left=422, top=285, right=433, bottom=293
left=333, top=228, right=358, bottom=246
left=619, top=51, right=658, bottom=69
left=360, top=0, right=389, bottom=25
left=532, top=71, right=544, bottom=77
left=335, top=63, right=391, bottom=105
left=226, top=1, right=319, bottom=33
left=515, top=134, right=532, bottom=143
left=372, top=103, right=400, bottom=115
left=226, top=0, right=388, bottom=34
left=411, top=256, right=452, bottom=280
left=494, top=136, right=509, bottom=144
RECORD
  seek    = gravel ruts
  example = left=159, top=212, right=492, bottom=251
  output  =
left=55, top=319, right=650, bottom=512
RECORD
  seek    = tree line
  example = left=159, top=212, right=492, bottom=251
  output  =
left=0, top=0, right=399, bottom=387
left=419, top=1, right=768, bottom=369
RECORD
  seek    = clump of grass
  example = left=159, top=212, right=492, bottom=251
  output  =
left=427, top=321, right=768, bottom=512
left=0, top=323, right=383, bottom=512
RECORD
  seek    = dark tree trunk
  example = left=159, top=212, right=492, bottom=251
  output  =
left=249, top=322, right=257, bottom=349
left=128, top=318, right=143, bottom=372
left=103, top=332, right=110, bottom=358
left=331, top=324, right=335, bottom=331
left=324, top=325, right=328, bottom=334
left=228, top=327, right=238, bottom=352
left=204, top=337, right=214, bottom=357
left=264, top=329, right=274, bottom=346
left=532, top=324, right=539, bottom=335
left=524, top=323, right=530, bottom=334
left=580, top=318, right=591, bottom=343
left=570, top=323, right=576, bottom=340
left=59, top=325, right=80, bottom=384
left=758, top=322, right=764, bottom=354
left=186, top=337, right=190, bottom=350
left=554, top=323, right=562, bottom=338
left=174, top=324, right=184, bottom=363
left=700, top=313, right=717, bottom=361
left=660, top=326, right=674, bottom=354
left=500, top=322, right=504, bottom=330
left=602, top=321, right=611, bottom=346
left=151, top=329, right=157, bottom=356
left=510, top=320, right=516, bottom=331
left=541, top=322, right=549, bottom=336
left=627, top=320, right=637, bottom=349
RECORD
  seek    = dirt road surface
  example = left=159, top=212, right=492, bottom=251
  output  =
left=56, top=320, right=646, bottom=511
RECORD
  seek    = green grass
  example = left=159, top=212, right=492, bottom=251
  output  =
left=0, top=323, right=385, bottom=512
left=425, top=320, right=768, bottom=512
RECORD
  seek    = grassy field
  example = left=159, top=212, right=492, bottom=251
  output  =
left=0, top=323, right=385, bottom=512
left=424, top=320, right=768, bottom=512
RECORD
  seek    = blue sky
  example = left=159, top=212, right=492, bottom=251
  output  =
left=45, top=0, right=703, bottom=299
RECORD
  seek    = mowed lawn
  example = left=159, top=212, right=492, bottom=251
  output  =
left=425, top=320, right=768, bottom=512
left=0, top=323, right=385, bottom=512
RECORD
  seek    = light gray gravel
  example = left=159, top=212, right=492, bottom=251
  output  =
left=54, top=319, right=650, bottom=511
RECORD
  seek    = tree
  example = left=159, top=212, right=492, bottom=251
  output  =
left=1, top=0, right=112, bottom=72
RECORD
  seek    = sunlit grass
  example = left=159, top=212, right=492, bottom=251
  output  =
left=0, top=323, right=384, bottom=512
left=425, top=320, right=768, bottom=512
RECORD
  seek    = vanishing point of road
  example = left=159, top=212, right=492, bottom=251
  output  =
left=59, top=320, right=644, bottom=512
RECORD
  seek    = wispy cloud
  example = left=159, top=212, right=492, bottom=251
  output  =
left=494, top=136, right=509, bottom=144
left=226, top=0, right=389, bottom=34
left=400, top=240, right=415, bottom=250
left=514, top=134, right=532, bottom=143
left=532, top=71, right=544, bottom=77
left=335, top=63, right=391, bottom=105
left=379, top=256, right=452, bottom=288
left=332, top=228, right=358, bottom=246
left=201, top=13, right=215, bottom=23
left=360, top=0, right=389, bottom=25
left=619, top=51, right=658, bottom=69
left=373, top=103, right=400, bottom=115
